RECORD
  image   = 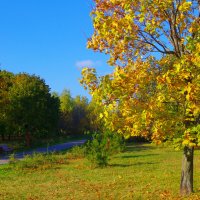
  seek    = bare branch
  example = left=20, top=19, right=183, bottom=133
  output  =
left=138, top=31, right=175, bottom=55
left=139, top=30, right=171, bottom=53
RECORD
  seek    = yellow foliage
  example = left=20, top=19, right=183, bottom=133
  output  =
left=80, top=0, right=200, bottom=147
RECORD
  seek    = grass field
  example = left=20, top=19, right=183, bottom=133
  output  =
left=0, top=143, right=200, bottom=200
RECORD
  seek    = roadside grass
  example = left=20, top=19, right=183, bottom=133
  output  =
left=8, top=152, right=69, bottom=171
left=0, top=134, right=89, bottom=153
left=0, top=143, right=200, bottom=199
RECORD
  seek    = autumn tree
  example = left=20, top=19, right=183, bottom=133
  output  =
left=81, top=0, right=200, bottom=195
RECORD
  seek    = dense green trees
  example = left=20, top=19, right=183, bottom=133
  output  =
left=0, top=70, right=14, bottom=141
left=58, top=91, right=97, bottom=135
left=0, top=71, right=60, bottom=145
left=86, top=96, right=104, bottom=132
left=9, top=73, right=61, bottom=145
left=59, top=89, right=75, bottom=134
left=0, top=70, right=103, bottom=146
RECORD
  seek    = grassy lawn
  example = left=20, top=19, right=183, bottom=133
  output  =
left=0, top=143, right=200, bottom=199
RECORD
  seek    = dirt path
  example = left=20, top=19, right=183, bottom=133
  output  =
left=0, top=140, right=86, bottom=165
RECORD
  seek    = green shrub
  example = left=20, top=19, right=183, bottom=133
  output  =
left=9, top=153, right=17, bottom=164
left=66, top=145, right=86, bottom=159
left=86, top=132, right=124, bottom=167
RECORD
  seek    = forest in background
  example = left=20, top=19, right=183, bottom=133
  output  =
left=0, top=70, right=103, bottom=147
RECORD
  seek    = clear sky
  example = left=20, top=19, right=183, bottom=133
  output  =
left=0, top=0, right=112, bottom=98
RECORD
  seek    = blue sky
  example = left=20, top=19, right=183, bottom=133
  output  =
left=0, top=0, right=112, bottom=98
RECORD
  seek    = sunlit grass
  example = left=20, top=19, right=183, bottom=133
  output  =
left=0, top=143, right=200, bottom=199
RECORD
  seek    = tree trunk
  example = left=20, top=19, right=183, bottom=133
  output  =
left=8, top=133, right=11, bottom=141
left=180, top=146, right=194, bottom=196
left=25, top=131, right=31, bottom=147
left=1, top=133, right=5, bottom=141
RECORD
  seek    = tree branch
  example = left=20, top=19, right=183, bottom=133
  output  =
left=138, top=30, right=176, bottom=55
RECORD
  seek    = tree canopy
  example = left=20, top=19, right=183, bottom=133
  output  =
left=81, top=0, right=200, bottom=195
left=82, top=0, right=200, bottom=143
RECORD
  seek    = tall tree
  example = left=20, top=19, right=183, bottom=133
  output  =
left=58, top=90, right=90, bottom=135
left=8, top=73, right=59, bottom=146
left=60, top=89, right=74, bottom=113
left=81, top=0, right=200, bottom=195
left=72, top=95, right=89, bottom=134
left=87, top=95, right=104, bottom=132
left=59, top=89, right=75, bottom=134
left=0, top=70, right=14, bottom=140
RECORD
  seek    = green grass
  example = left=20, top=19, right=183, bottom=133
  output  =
left=0, top=143, right=200, bottom=199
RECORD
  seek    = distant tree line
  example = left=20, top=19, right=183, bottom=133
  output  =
left=0, top=70, right=103, bottom=146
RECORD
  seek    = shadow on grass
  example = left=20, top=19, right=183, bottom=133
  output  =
left=110, top=161, right=159, bottom=168
left=125, top=143, right=157, bottom=152
left=121, top=153, right=159, bottom=159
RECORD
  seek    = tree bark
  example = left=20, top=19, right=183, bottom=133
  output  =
left=8, top=133, right=11, bottom=141
left=1, top=133, right=5, bottom=141
left=180, top=146, right=194, bottom=196
left=25, top=131, right=31, bottom=147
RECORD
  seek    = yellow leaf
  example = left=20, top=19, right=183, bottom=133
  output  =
left=99, top=113, right=104, bottom=119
